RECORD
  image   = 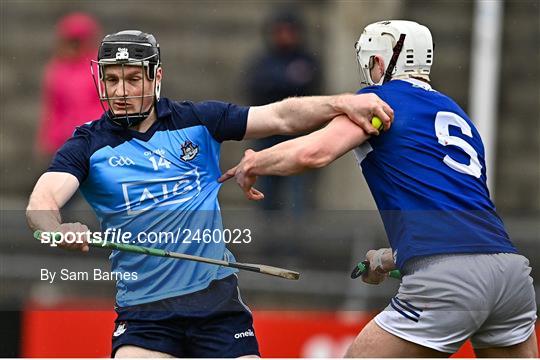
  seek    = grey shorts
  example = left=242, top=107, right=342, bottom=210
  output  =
left=375, top=253, right=537, bottom=353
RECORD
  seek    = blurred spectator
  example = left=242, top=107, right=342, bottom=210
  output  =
left=35, top=12, right=103, bottom=159
left=244, top=9, right=321, bottom=212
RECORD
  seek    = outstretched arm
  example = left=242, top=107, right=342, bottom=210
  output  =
left=244, top=93, right=393, bottom=139
left=219, top=115, right=369, bottom=200
left=26, top=172, right=91, bottom=252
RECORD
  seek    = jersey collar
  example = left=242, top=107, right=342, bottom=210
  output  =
left=399, top=78, right=433, bottom=91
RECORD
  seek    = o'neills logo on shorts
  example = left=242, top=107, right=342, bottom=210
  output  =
left=234, top=329, right=255, bottom=339
left=113, top=322, right=127, bottom=337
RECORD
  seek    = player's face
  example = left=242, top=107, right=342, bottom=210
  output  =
left=102, top=65, right=161, bottom=115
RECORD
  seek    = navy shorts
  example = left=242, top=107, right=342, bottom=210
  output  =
left=111, top=275, right=259, bottom=357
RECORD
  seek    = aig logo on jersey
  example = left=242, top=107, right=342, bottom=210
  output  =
left=180, top=141, right=199, bottom=162
left=108, top=156, right=135, bottom=167
left=121, top=168, right=202, bottom=214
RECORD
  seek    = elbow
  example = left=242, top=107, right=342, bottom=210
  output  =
left=26, top=196, right=37, bottom=228
left=26, top=195, right=37, bottom=214
left=26, top=191, right=56, bottom=215
left=26, top=193, right=40, bottom=220
left=296, top=146, right=334, bottom=169
left=26, top=189, right=45, bottom=211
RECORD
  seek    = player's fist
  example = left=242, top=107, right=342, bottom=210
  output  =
left=362, top=248, right=396, bottom=285
left=49, top=222, right=91, bottom=252
left=337, top=93, right=394, bottom=136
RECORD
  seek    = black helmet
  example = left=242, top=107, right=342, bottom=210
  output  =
left=91, top=30, right=161, bottom=127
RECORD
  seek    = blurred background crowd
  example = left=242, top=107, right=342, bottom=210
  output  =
left=0, top=0, right=538, bottom=357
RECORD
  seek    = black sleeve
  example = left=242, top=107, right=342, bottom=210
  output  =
left=191, top=101, right=249, bottom=142
left=47, top=128, right=91, bottom=183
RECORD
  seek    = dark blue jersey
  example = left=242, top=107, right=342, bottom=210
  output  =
left=48, top=98, right=248, bottom=306
left=355, top=79, right=516, bottom=269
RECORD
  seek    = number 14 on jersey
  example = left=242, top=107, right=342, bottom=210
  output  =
left=148, top=156, right=171, bottom=171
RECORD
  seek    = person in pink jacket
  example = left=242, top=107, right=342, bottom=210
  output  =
left=36, top=12, right=104, bottom=158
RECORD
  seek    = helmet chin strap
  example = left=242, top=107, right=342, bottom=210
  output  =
left=107, top=105, right=154, bottom=128
left=383, top=34, right=406, bottom=84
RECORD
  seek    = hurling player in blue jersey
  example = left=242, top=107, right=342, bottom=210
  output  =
left=26, top=30, right=393, bottom=358
left=220, top=21, right=537, bottom=357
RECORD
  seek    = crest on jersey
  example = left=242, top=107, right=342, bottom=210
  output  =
left=180, top=141, right=199, bottom=162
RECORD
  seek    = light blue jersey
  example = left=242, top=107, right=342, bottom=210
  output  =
left=48, top=98, right=248, bottom=306
left=356, top=79, right=516, bottom=269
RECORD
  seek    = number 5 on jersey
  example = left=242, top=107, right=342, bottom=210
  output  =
left=435, top=111, right=482, bottom=178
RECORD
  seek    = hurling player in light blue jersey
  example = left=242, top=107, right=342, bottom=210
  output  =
left=26, top=30, right=393, bottom=357
left=220, top=21, right=537, bottom=357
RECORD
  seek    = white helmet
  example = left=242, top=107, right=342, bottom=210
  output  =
left=355, top=20, right=433, bottom=86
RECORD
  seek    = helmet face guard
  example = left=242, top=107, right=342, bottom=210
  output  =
left=91, top=30, right=161, bottom=127
left=355, top=30, right=394, bottom=86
